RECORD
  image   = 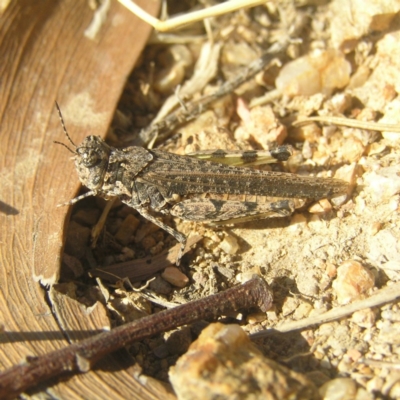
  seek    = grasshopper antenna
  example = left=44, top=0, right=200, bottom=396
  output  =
left=54, top=101, right=76, bottom=154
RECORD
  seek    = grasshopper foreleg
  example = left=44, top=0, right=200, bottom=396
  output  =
left=136, top=207, right=187, bottom=265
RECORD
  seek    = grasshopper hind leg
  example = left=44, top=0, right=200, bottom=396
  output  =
left=170, top=198, right=295, bottom=225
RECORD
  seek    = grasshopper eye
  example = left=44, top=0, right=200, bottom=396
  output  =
left=79, top=148, right=101, bottom=168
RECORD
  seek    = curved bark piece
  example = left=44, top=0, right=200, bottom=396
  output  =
left=0, top=0, right=166, bottom=398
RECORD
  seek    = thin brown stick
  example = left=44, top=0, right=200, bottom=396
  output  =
left=251, top=282, right=400, bottom=339
left=134, top=38, right=290, bottom=146
left=0, top=276, right=272, bottom=399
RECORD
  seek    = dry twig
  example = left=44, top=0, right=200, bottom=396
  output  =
left=0, top=276, right=273, bottom=399
left=251, top=282, right=400, bottom=339
left=134, top=38, right=291, bottom=146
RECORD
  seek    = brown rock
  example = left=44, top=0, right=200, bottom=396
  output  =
left=332, top=260, right=375, bottom=304
left=319, top=377, right=371, bottom=400
left=275, top=49, right=351, bottom=96
left=330, top=0, right=400, bottom=51
left=308, top=199, right=333, bottom=214
left=141, top=235, right=157, bottom=251
left=219, top=234, right=239, bottom=255
left=149, top=276, right=173, bottom=295
left=114, top=214, right=140, bottom=246
left=161, top=267, right=189, bottom=288
left=338, top=137, right=365, bottom=163
left=234, top=105, right=287, bottom=147
left=166, top=327, right=192, bottom=356
left=169, top=323, right=319, bottom=400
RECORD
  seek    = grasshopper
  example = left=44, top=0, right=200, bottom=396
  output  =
left=55, top=104, right=348, bottom=264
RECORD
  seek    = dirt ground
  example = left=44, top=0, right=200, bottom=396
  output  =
left=59, top=1, right=400, bottom=398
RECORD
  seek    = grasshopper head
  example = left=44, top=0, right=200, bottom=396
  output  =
left=75, top=135, right=110, bottom=191
left=54, top=103, right=111, bottom=200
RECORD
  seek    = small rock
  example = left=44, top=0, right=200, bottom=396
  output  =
left=367, top=229, right=400, bottom=265
left=292, top=123, right=322, bottom=143
left=236, top=271, right=259, bottom=284
left=169, top=323, right=320, bottom=400
left=149, top=276, right=172, bottom=295
left=332, top=260, right=375, bottom=304
left=149, top=240, right=165, bottom=256
left=215, top=265, right=235, bottom=280
left=114, top=214, right=140, bottom=246
left=381, top=309, right=400, bottom=322
left=345, top=349, right=362, bottom=363
left=368, top=221, right=383, bottom=236
left=276, top=49, right=351, bottom=97
left=347, top=64, right=371, bottom=90
left=388, top=376, right=400, bottom=399
left=362, top=166, right=400, bottom=203
left=191, top=271, right=208, bottom=287
left=219, top=234, right=239, bottom=255
left=161, top=267, right=189, bottom=288
left=338, top=137, right=365, bottom=163
left=326, top=262, right=337, bottom=278
left=302, top=140, right=313, bottom=159
left=325, top=324, right=351, bottom=355
left=234, top=105, right=287, bottom=147
left=236, top=97, right=251, bottom=123
left=336, top=357, right=353, bottom=374
left=377, top=320, right=400, bottom=344
left=330, top=0, right=400, bottom=51
left=350, top=30, right=400, bottom=112
left=320, top=377, right=372, bottom=400
left=141, top=235, right=157, bottom=251
left=293, top=302, right=313, bottom=320
left=166, top=327, right=192, bottom=356
left=246, top=312, right=267, bottom=324
left=119, top=247, right=135, bottom=261
left=153, top=45, right=193, bottom=93
left=135, top=222, right=160, bottom=243
left=351, top=308, right=376, bottom=328
left=366, top=377, right=384, bottom=394
left=366, top=142, right=386, bottom=156
left=296, top=271, right=320, bottom=296
left=282, top=296, right=300, bottom=317
left=222, top=41, right=259, bottom=66
left=265, top=311, right=279, bottom=325
left=308, top=199, right=333, bottom=214
left=106, top=217, right=122, bottom=235
left=331, top=163, right=358, bottom=207
left=327, top=92, right=353, bottom=114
